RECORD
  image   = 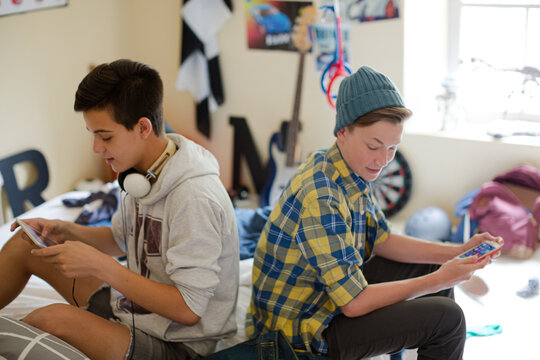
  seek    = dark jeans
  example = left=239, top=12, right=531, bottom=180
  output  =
left=324, top=256, right=466, bottom=360
left=203, top=330, right=329, bottom=360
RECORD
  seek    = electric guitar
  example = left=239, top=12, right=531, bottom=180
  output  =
left=260, top=7, right=315, bottom=207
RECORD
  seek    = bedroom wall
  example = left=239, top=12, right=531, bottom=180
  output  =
left=0, top=0, right=186, bottom=205
left=0, top=0, right=405, bottom=204
left=0, top=0, right=139, bottom=200
left=0, top=0, right=538, bottom=224
left=201, top=0, right=405, bottom=193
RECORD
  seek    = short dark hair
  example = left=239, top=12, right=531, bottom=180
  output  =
left=348, top=106, right=413, bottom=129
left=74, top=59, right=164, bottom=135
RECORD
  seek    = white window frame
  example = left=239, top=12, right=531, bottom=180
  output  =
left=447, top=0, right=540, bottom=124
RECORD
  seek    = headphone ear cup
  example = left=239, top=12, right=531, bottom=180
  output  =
left=118, top=169, right=151, bottom=198
left=117, top=169, right=137, bottom=193
left=123, top=173, right=151, bottom=198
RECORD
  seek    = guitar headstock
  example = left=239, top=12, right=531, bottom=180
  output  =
left=292, top=5, right=315, bottom=54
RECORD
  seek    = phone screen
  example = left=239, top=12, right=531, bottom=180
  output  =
left=18, top=220, right=57, bottom=247
left=459, top=242, right=497, bottom=258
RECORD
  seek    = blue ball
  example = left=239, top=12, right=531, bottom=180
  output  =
left=405, top=206, right=452, bottom=242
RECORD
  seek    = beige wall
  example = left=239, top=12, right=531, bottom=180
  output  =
left=194, top=0, right=405, bottom=195
left=1, top=0, right=538, bottom=224
left=0, top=0, right=404, bottom=196
left=0, top=0, right=138, bottom=199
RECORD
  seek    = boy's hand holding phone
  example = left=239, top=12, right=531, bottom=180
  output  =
left=457, top=241, right=502, bottom=262
left=15, top=219, right=58, bottom=248
left=11, top=217, right=69, bottom=245
left=457, top=233, right=504, bottom=263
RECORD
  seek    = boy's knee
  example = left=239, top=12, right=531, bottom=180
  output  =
left=417, top=297, right=466, bottom=360
left=2, top=230, right=52, bottom=275
left=2, top=230, right=36, bottom=255
left=439, top=297, right=464, bottom=318
left=435, top=297, right=466, bottom=334
left=23, top=303, right=74, bottom=337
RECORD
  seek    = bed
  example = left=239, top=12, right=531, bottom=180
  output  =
left=1, top=190, right=539, bottom=360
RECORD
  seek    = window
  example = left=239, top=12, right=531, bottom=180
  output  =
left=449, top=0, right=540, bottom=124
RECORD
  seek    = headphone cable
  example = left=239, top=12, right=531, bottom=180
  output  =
left=121, top=194, right=135, bottom=360
left=72, top=279, right=79, bottom=307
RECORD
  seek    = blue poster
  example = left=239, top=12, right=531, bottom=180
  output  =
left=245, top=0, right=314, bottom=51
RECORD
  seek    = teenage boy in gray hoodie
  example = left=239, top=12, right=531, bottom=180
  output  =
left=0, top=59, right=239, bottom=359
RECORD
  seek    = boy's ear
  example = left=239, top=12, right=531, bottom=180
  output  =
left=336, top=127, right=347, bottom=140
left=137, top=117, right=153, bottom=139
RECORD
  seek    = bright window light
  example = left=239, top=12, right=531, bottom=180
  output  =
left=454, top=1, right=540, bottom=123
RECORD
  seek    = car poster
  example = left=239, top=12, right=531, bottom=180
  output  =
left=0, top=0, right=68, bottom=17
left=245, top=0, right=313, bottom=51
left=245, top=0, right=397, bottom=69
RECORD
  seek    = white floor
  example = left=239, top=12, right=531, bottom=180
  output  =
left=368, top=249, right=540, bottom=360
left=456, top=249, right=540, bottom=360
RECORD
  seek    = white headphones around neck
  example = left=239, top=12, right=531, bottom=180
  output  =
left=118, top=139, right=177, bottom=198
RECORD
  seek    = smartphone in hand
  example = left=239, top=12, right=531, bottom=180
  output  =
left=16, top=219, right=58, bottom=248
left=458, top=241, right=502, bottom=263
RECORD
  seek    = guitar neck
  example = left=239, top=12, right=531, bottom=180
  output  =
left=285, top=51, right=305, bottom=167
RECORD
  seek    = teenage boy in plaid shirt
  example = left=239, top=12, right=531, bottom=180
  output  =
left=246, top=66, right=502, bottom=360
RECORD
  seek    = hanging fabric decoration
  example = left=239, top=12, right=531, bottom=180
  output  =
left=176, top=0, right=233, bottom=138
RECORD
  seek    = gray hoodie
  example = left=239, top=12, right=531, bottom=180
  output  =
left=110, top=134, right=239, bottom=355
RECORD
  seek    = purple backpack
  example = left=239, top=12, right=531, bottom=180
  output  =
left=468, top=165, right=540, bottom=259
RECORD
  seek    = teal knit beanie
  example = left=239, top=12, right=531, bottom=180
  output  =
left=334, top=66, right=405, bottom=136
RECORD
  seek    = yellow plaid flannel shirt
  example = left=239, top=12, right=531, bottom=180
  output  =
left=246, top=142, right=390, bottom=354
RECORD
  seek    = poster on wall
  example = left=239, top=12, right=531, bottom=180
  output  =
left=245, top=0, right=313, bottom=51
left=312, top=21, right=350, bottom=71
left=0, top=0, right=68, bottom=17
left=340, top=0, right=399, bottom=22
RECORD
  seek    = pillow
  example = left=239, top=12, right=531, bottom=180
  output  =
left=0, top=316, right=88, bottom=359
